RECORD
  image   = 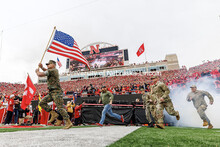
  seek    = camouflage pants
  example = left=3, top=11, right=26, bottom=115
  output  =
left=197, top=105, right=210, bottom=124
left=145, top=105, right=156, bottom=123
left=156, top=101, right=178, bottom=124
left=39, top=92, right=69, bottom=120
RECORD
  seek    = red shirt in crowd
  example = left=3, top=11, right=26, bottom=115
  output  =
left=74, top=104, right=82, bottom=118
left=7, top=99, right=14, bottom=112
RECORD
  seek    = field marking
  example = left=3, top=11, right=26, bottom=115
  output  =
left=0, top=126, right=140, bottom=147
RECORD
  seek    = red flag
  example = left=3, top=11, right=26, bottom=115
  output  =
left=136, top=43, right=145, bottom=57
left=21, top=75, right=36, bottom=110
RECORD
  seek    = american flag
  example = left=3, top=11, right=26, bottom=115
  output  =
left=47, top=30, right=90, bottom=70
left=57, top=57, right=62, bottom=68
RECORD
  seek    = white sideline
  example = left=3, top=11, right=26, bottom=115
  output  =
left=0, top=126, right=140, bottom=147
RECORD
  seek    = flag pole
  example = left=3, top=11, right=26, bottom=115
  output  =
left=39, top=26, right=56, bottom=66
left=143, top=43, right=147, bottom=62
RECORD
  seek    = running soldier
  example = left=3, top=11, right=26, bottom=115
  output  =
left=187, top=85, right=214, bottom=129
left=141, top=88, right=156, bottom=127
left=151, top=77, right=180, bottom=129
left=96, top=86, right=124, bottom=126
left=35, top=60, right=72, bottom=129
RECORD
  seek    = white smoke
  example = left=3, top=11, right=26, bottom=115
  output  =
left=167, top=77, right=220, bottom=128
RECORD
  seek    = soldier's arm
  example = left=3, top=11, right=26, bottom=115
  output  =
left=202, top=91, right=214, bottom=104
left=142, top=95, right=146, bottom=108
left=186, top=94, right=192, bottom=102
left=160, top=83, right=170, bottom=100
left=38, top=63, right=47, bottom=71
left=35, top=68, right=47, bottom=77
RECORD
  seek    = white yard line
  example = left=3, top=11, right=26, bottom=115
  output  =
left=0, top=126, right=140, bottom=147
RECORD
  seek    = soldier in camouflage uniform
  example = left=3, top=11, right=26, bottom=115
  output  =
left=141, top=88, right=156, bottom=127
left=35, top=60, right=72, bottom=129
left=187, top=85, right=214, bottom=129
left=151, top=77, right=180, bottom=129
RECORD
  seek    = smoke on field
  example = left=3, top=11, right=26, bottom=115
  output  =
left=164, top=77, right=220, bottom=128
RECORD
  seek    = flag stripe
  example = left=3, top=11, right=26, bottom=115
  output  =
left=52, top=40, right=81, bottom=53
left=49, top=45, right=88, bottom=63
left=50, top=41, right=87, bottom=61
left=48, top=50, right=89, bottom=67
left=52, top=41, right=82, bottom=54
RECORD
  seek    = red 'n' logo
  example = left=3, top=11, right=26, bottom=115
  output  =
left=90, top=45, right=100, bottom=54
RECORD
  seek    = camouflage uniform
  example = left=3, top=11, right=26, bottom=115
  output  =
left=142, top=93, right=157, bottom=124
left=39, top=68, right=69, bottom=120
left=187, top=90, right=214, bottom=125
left=152, top=81, right=179, bottom=124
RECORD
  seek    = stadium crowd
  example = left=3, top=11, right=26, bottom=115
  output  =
left=1, top=59, right=220, bottom=98
left=0, top=59, right=220, bottom=125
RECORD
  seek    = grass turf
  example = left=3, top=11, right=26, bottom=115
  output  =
left=109, top=126, right=220, bottom=147
left=0, top=125, right=96, bottom=133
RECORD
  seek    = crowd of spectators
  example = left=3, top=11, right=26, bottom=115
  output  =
left=0, top=59, right=220, bottom=126
left=0, top=59, right=220, bottom=99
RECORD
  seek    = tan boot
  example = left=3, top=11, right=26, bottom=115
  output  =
left=156, top=124, right=165, bottom=129
left=63, top=119, right=73, bottom=129
left=203, top=120, right=208, bottom=126
left=176, top=111, right=180, bottom=120
left=208, top=124, right=213, bottom=129
left=48, top=111, right=59, bottom=123
left=19, top=118, right=24, bottom=125
left=55, top=119, right=62, bottom=126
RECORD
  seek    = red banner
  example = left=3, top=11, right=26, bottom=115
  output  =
left=21, top=75, right=36, bottom=110
left=136, top=43, right=145, bottom=57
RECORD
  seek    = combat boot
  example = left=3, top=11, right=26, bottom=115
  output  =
left=48, top=110, right=59, bottom=123
left=19, top=118, right=24, bottom=125
left=208, top=124, right=213, bottom=129
left=147, top=122, right=154, bottom=128
left=55, top=119, right=62, bottom=126
left=203, top=120, right=208, bottom=126
left=63, top=119, right=73, bottom=129
left=176, top=111, right=180, bottom=120
left=156, top=124, right=165, bottom=129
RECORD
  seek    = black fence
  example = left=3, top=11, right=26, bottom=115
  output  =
left=31, top=94, right=176, bottom=125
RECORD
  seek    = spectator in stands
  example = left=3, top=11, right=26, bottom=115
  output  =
left=0, top=96, right=7, bottom=124
left=19, top=106, right=32, bottom=125
left=33, top=106, right=40, bottom=124
left=4, top=94, right=15, bottom=125
left=74, top=102, right=85, bottom=126
left=13, top=91, right=22, bottom=125
left=67, top=101, right=75, bottom=121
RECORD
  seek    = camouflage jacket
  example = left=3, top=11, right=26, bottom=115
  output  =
left=187, top=90, right=214, bottom=109
left=151, top=81, right=171, bottom=103
left=45, top=68, right=62, bottom=92
left=142, top=93, right=156, bottom=108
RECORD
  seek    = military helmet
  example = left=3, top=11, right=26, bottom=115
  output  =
left=190, top=85, right=197, bottom=88
left=46, top=60, right=56, bottom=65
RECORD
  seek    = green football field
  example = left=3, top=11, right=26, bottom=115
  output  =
left=0, top=125, right=220, bottom=146
left=109, top=126, right=220, bottom=147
